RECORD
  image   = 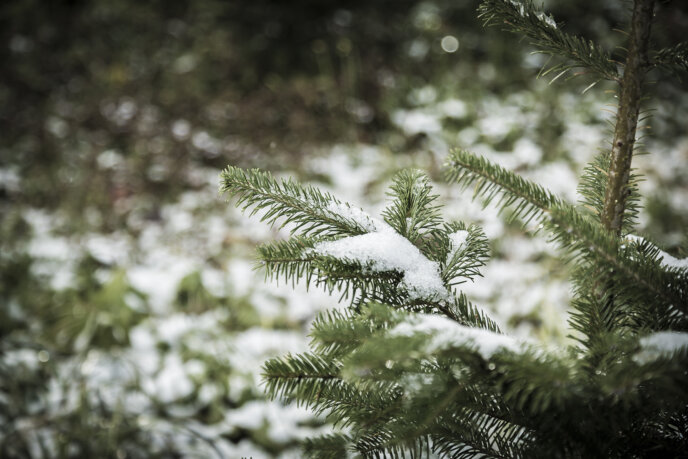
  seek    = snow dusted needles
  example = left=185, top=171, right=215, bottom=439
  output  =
left=313, top=209, right=450, bottom=302
left=221, top=166, right=491, bottom=305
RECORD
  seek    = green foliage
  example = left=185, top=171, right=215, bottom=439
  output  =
left=446, top=148, right=563, bottom=223
left=576, top=150, right=642, bottom=232
left=478, top=0, right=618, bottom=83
left=223, top=161, right=688, bottom=457
left=382, top=169, right=443, bottom=250
left=221, top=166, right=493, bottom=315
left=222, top=1, right=688, bottom=457
left=652, top=42, right=688, bottom=77
left=220, top=166, right=372, bottom=238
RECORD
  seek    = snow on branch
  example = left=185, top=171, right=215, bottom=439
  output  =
left=312, top=219, right=449, bottom=302
left=446, top=230, right=469, bottom=264
left=625, top=235, right=688, bottom=271
left=389, top=313, right=524, bottom=359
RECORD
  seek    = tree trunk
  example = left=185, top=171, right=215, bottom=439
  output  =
left=600, top=0, right=655, bottom=235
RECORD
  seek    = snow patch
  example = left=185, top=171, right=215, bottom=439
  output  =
left=143, top=354, right=194, bottom=403
left=508, top=0, right=525, bottom=16
left=439, top=99, right=467, bottom=119
left=313, top=219, right=448, bottom=301
left=390, top=313, right=522, bottom=359
left=536, top=12, right=557, bottom=29
left=326, top=201, right=381, bottom=233
left=634, top=331, right=688, bottom=364
left=447, top=230, right=469, bottom=262
left=392, top=109, right=442, bottom=136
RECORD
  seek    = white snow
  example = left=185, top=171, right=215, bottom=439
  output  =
left=0, top=166, right=21, bottom=192
left=512, top=138, right=543, bottom=166
left=536, top=12, right=557, bottom=29
left=313, top=218, right=448, bottom=301
left=399, top=373, right=435, bottom=394
left=634, top=331, right=688, bottom=364
left=508, top=0, right=525, bottom=16
left=143, top=354, right=194, bottom=403
left=524, top=161, right=578, bottom=202
left=128, top=261, right=194, bottom=313
left=439, top=99, right=467, bottom=119
left=390, top=313, right=522, bottom=359
left=658, top=252, right=688, bottom=270
left=224, top=400, right=327, bottom=443
left=27, top=235, right=73, bottom=260
left=84, top=233, right=131, bottom=265
left=227, top=259, right=255, bottom=297
left=326, top=201, right=381, bottom=233
left=226, top=400, right=268, bottom=430
left=230, top=328, right=307, bottom=376
left=447, top=230, right=469, bottom=262
left=392, top=109, right=442, bottom=136
left=306, top=146, right=386, bottom=204
left=97, top=149, right=124, bottom=169
left=200, top=267, right=227, bottom=297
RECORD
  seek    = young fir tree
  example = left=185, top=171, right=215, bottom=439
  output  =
left=220, top=0, right=688, bottom=457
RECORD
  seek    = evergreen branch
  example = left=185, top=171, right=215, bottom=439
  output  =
left=486, top=350, right=581, bottom=417
left=546, top=205, right=688, bottom=325
left=306, top=378, right=404, bottom=430
left=354, top=427, right=427, bottom=459
left=651, top=42, right=688, bottom=77
left=309, top=307, right=386, bottom=358
left=382, top=169, right=443, bottom=254
left=263, top=357, right=405, bottom=438
left=620, top=237, right=688, bottom=330
left=446, top=148, right=564, bottom=223
left=434, top=409, right=533, bottom=459
left=478, top=0, right=618, bottom=81
left=266, top=356, right=407, bottom=437
left=447, top=147, right=685, bottom=337
left=303, top=433, right=351, bottom=459
left=360, top=290, right=501, bottom=333
left=576, top=151, right=642, bottom=232
left=431, top=435, right=502, bottom=459
left=447, top=378, right=519, bottom=426
left=312, top=256, right=405, bottom=303
left=438, top=293, right=502, bottom=333
left=216, top=0, right=688, bottom=455
left=602, top=345, right=688, bottom=408
left=262, top=352, right=342, bottom=402
left=345, top=309, right=512, bottom=375
left=304, top=309, right=531, bottom=457
left=440, top=223, right=490, bottom=287
left=567, top=289, right=626, bottom=358
left=220, top=166, right=374, bottom=237
left=256, top=236, right=320, bottom=286
left=262, top=237, right=462, bottom=311
left=407, top=382, right=528, bottom=459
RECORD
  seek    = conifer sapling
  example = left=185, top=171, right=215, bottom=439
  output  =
left=221, top=0, right=688, bottom=457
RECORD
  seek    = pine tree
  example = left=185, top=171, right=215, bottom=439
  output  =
left=220, top=0, right=688, bottom=457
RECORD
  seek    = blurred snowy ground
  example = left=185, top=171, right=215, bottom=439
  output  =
left=5, top=87, right=687, bottom=457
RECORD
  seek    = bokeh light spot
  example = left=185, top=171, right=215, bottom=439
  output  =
left=441, top=35, right=459, bottom=53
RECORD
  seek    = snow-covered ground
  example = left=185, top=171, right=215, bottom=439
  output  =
left=4, top=86, right=687, bottom=457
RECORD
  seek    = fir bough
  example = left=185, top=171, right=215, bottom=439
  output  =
left=220, top=0, right=688, bottom=456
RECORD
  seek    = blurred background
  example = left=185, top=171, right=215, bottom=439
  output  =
left=1, top=0, right=687, bottom=457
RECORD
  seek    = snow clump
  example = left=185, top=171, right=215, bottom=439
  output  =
left=390, top=313, right=522, bottom=359
left=313, top=207, right=448, bottom=301
left=634, top=331, right=688, bottom=364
